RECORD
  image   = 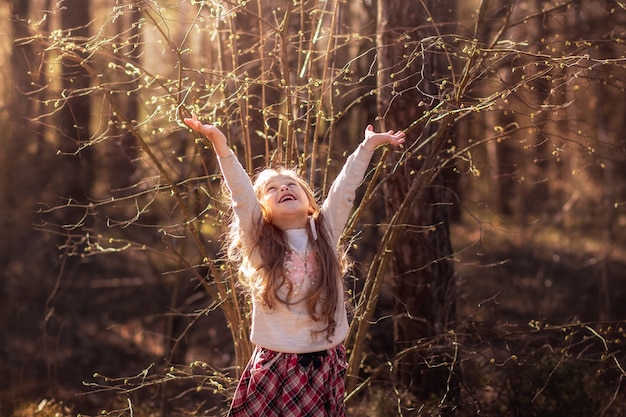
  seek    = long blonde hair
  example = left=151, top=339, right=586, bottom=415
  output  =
left=225, top=167, right=349, bottom=342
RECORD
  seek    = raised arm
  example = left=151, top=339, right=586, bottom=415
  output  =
left=184, top=114, right=262, bottom=264
left=322, top=124, right=406, bottom=241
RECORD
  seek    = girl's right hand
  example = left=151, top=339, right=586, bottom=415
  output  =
left=184, top=114, right=231, bottom=157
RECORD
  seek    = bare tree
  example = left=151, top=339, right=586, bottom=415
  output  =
left=376, top=0, right=458, bottom=407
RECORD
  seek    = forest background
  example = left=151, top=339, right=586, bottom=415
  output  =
left=1, top=0, right=625, bottom=416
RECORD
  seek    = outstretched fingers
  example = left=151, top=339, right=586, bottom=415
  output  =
left=183, top=114, right=203, bottom=132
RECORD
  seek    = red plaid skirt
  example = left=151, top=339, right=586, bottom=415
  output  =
left=227, top=344, right=347, bottom=417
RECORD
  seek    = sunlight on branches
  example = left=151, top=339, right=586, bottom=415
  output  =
left=11, top=0, right=626, bottom=415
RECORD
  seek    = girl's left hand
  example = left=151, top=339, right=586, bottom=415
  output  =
left=362, top=124, right=406, bottom=151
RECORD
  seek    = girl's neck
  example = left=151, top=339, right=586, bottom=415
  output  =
left=271, top=214, right=308, bottom=231
left=284, top=228, right=309, bottom=254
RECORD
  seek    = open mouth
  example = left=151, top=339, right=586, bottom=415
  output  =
left=279, top=194, right=296, bottom=203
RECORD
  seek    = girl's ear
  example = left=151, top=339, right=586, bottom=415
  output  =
left=260, top=203, right=273, bottom=224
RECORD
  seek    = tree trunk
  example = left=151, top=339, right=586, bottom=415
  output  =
left=58, top=0, right=93, bottom=199
left=376, top=0, right=458, bottom=407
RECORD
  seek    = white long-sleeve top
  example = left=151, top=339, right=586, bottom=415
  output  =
left=217, top=144, right=375, bottom=353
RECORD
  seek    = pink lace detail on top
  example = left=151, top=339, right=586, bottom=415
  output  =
left=282, top=250, right=319, bottom=296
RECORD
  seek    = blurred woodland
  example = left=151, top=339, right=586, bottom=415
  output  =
left=1, top=0, right=626, bottom=416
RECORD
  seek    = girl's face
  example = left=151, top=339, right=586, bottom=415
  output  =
left=256, top=171, right=315, bottom=229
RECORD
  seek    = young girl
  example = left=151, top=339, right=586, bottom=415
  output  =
left=184, top=115, right=405, bottom=417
